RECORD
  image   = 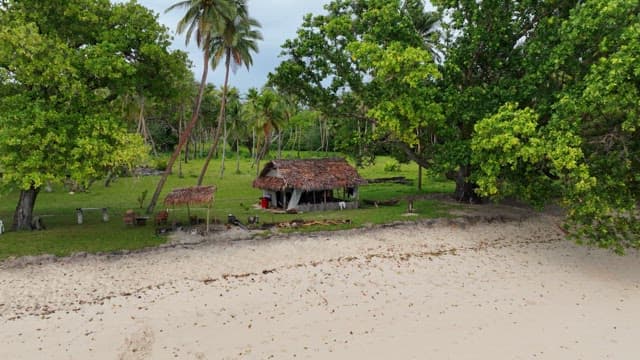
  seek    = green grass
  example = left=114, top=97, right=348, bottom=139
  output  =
left=0, top=152, right=455, bottom=261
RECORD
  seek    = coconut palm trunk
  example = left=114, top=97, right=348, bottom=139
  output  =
left=197, top=48, right=231, bottom=185
left=146, top=49, right=210, bottom=214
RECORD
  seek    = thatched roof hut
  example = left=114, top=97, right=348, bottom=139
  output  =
left=252, top=158, right=365, bottom=211
left=163, top=186, right=217, bottom=231
left=253, top=158, right=365, bottom=192
left=163, top=185, right=217, bottom=206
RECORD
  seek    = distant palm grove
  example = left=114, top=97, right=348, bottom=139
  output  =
left=0, top=0, right=638, bottom=252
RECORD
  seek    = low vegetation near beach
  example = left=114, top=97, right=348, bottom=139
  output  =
left=0, top=154, right=454, bottom=261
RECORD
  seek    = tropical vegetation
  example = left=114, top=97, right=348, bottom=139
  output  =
left=1, top=0, right=638, bottom=254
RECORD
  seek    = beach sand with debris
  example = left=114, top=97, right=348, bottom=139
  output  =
left=1, top=210, right=639, bottom=359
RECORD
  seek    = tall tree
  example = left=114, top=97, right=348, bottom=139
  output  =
left=147, top=0, right=235, bottom=214
left=0, top=0, right=155, bottom=230
left=218, top=87, right=241, bottom=178
left=251, top=87, right=286, bottom=173
left=197, top=1, right=262, bottom=185
left=269, top=0, right=441, bottom=166
left=471, top=0, right=640, bottom=252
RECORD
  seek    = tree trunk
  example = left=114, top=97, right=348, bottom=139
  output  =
left=146, top=48, right=210, bottom=214
left=178, top=108, right=184, bottom=178
left=394, top=141, right=479, bottom=203
left=235, top=138, right=241, bottom=174
left=137, top=95, right=157, bottom=156
left=219, top=113, right=227, bottom=179
left=12, top=185, right=40, bottom=231
left=277, top=130, right=282, bottom=159
left=452, top=165, right=481, bottom=204
left=198, top=49, right=232, bottom=186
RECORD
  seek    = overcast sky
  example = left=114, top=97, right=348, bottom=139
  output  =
left=117, top=0, right=330, bottom=94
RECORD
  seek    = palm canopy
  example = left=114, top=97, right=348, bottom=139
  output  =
left=209, top=14, right=262, bottom=72
left=165, top=0, right=236, bottom=48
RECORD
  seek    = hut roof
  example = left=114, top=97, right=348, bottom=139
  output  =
left=252, top=158, right=366, bottom=192
left=163, top=185, right=217, bottom=206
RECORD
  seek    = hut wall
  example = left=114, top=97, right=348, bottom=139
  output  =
left=297, top=201, right=358, bottom=212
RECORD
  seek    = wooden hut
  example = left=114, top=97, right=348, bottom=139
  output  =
left=163, top=185, right=217, bottom=231
left=252, top=158, right=366, bottom=212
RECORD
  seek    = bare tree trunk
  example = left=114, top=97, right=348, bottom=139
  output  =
left=277, top=130, right=282, bottom=159
left=417, top=129, right=422, bottom=191
left=198, top=50, right=231, bottom=185
left=235, top=137, right=241, bottom=174
left=137, top=95, right=158, bottom=156
left=146, top=49, right=210, bottom=214
left=178, top=106, right=184, bottom=178
left=219, top=114, right=227, bottom=179
left=12, top=185, right=40, bottom=231
left=255, top=132, right=272, bottom=175
left=296, top=126, right=301, bottom=158
left=251, top=128, right=256, bottom=163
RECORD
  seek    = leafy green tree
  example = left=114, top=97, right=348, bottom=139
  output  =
left=471, top=0, right=640, bottom=252
left=270, top=0, right=441, bottom=167
left=0, top=1, right=151, bottom=230
left=147, top=0, right=235, bottom=214
left=270, top=0, right=448, bottom=176
left=198, top=0, right=262, bottom=184
left=106, top=2, right=193, bottom=155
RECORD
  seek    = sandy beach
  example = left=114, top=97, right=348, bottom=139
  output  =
left=1, top=210, right=639, bottom=359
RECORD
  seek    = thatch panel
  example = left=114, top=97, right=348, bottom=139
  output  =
left=252, top=176, right=285, bottom=192
left=252, top=158, right=366, bottom=191
left=163, top=186, right=217, bottom=206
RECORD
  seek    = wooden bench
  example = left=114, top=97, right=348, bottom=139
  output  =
left=76, top=208, right=109, bottom=224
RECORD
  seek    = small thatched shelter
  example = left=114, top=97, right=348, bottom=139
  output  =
left=252, top=158, right=366, bottom=212
left=163, top=185, right=217, bottom=231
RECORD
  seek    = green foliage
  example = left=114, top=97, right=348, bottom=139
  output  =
left=0, top=0, right=187, bottom=228
left=0, top=154, right=455, bottom=260
left=471, top=0, right=640, bottom=252
left=137, top=190, right=148, bottom=209
left=269, top=0, right=440, bottom=164
left=471, top=103, right=586, bottom=207
left=349, top=41, right=443, bottom=147
left=0, top=20, right=148, bottom=192
left=383, top=161, right=402, bottom=173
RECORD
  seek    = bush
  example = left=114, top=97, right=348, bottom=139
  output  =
left=154, top=159, right=168, bottom=171
left=383, top=161, right=401, bottom=172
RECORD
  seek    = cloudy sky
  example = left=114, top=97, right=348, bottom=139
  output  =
left=118, top=0, right=331, bottom=94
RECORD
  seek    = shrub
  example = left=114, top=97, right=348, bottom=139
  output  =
left=383, top=161, right=401, bottom=172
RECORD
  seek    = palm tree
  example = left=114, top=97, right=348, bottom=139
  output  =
left=197, top=1, right=262, bottom=185
left=219, top=87, right=241, bottom=178
left=251, top=87, right=286, bottom=174
left=146, top=0, right=235, bottom=214
left=403, top=0, right=441, bottom=61
left=243, top=87, right=260, bottom=162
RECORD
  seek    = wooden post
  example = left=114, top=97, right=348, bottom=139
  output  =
left=206, top=206, right=210, bottom=233
left=323, top=191, right=327, bottom=211
left=76, top=208, right=84, bottom=225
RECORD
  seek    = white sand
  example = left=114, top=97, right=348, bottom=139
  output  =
left=1, top=212, right=639, bottom=359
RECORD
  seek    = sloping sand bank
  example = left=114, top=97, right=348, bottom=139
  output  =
left=1, top=213, right=639, bottom=359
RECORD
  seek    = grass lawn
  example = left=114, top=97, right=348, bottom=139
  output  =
left=0, top=153, right=455, bottom=261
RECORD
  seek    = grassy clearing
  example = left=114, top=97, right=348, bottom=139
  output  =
left=0, top=153, right=455, bottom=261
